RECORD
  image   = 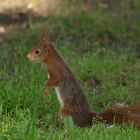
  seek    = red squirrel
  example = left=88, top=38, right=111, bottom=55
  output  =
left=27, top=32, right=93, bottom=127
left=27, top=32, right=140, bottom=128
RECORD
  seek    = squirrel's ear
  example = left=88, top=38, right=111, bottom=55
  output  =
left=41, top=31, right=48, bottom=42
left=41, top=31, right=48, bottom=47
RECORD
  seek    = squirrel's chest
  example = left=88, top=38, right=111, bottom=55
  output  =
left=55, top=87, right=64, bottom=107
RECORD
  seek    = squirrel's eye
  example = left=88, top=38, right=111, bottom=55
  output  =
left=34, top=49, right=40, bottom=55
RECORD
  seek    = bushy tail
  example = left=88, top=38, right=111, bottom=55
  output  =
left=91, top=103, right=140, bottom=128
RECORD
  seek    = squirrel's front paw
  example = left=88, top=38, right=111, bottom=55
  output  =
left=45, top=88, right=49, bottom=96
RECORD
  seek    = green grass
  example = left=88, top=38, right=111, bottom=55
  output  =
left=0, top=1, right=140, bottom=139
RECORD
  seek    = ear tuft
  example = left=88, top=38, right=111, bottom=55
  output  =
left=41, top=30, right=48, bottom=42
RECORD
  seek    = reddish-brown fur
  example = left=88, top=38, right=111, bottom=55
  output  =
left=98, top=103, right=140, bottom=128
left=27, top=32, right=140, bottom=128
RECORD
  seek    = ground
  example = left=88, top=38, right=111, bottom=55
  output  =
left=0, top=0, right=140, bottom=140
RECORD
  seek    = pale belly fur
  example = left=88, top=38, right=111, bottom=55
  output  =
left=55, top=87, right=64, bottom=107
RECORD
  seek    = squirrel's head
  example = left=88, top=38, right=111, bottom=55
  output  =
left=27, top=32, right=52, bottom=63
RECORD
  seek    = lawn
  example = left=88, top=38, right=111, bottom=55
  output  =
left=0, top=1, right=140, bottom=139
